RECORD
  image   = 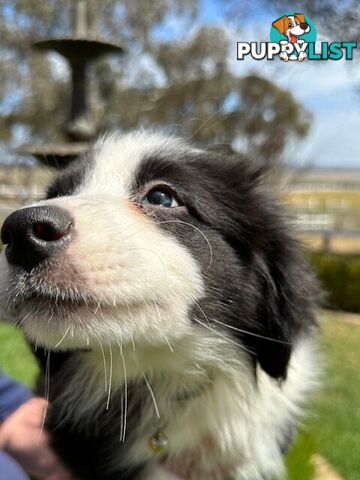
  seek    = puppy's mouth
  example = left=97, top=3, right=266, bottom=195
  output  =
left=6, top=276, right=146, bottom=324
left=5, top=282, right=118, bottom=348
left=2, top=255, right=99, bottom=316
left=20, top=291, right=95, bottom=312
left=3, top=274, right=101, bottom=320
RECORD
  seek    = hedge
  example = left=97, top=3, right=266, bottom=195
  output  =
left=309, top=252, right=360, bottom=313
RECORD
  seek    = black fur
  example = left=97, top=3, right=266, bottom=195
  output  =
left=134, top=151, right=317, bottom=379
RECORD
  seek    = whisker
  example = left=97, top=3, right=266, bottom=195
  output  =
left=54, top=326, right=71, bottom=348
left=193, top=300, right=290, bottom=345
left=16, top=310, right=34, bottom=327
left=188, top=105, right=226, bottom=141
left=119, top=359, right=124, bottom=440
left=106, top=345, right=113, bottom=410
left=143, top=298, right=166, bottom=343
left=192, top=316, right=255, bottom=356
left=143, top=373, right=160, bottom=420
left=152, top=298, right=174, bottom=353
left=163, top=335, right=174, bottom=353
left=156, top=220, right=213, bottom=271
left=119, top=343, right=128, bottom=442
left=98, top=340, right=108, bottom=393
left=210, top=317, right=291, bottom=345
left=125, top=303, right=137, bottom=351
left=38, top=350, right=50, bottom=443
left=52, top=389, right=83, bottom=432
left=193, top=299, right=211, bottom=327
left=130, top=334, right=136, bottom=352
left=200, top=112, right=240, bottom=137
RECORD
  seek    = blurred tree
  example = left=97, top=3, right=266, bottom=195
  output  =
left=0, top=0, right=310, bottom=166
left=225, top=0, right=359, bottom=45
left=286, top=0, right=359, bottom=43
left=225, top=0, right=359, bottom=110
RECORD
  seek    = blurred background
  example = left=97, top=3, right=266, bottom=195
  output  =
left=0, top=1, right=359, bottom=479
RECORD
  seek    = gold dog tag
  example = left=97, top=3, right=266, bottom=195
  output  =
left=149, top=430, right=169, bottom=455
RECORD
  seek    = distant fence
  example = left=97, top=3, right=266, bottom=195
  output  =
left=0, top=184, right=44, bottom=201
left=286, top=183, right=360, bottom=192
left=295, top=213, right=335, bottom=230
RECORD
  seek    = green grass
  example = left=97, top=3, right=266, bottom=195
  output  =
left=286, top=312, right=360, bottom=480
left=285, top=431, right=316, bottom=480
left=0, top=314, right=359, bottom=479
left=0, top=321, right=39, bottom=386
left=307, top=313, right=360, bottom=479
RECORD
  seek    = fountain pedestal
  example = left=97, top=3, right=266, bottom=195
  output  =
left=18, top=0, right=124, bottom=168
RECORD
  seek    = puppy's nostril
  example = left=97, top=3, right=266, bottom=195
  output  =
left=300, top=22, right=308, bottom=29
left=1, top=206, right=73, bottom=271
left=33, top=222, right=71, bottom=242
left=1, top=227, right=13, bottom=246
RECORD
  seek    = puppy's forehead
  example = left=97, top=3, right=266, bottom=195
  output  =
left=81, top=132, right=191, bottom=196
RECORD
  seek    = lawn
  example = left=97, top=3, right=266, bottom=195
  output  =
left=0, top=312, right=359, bottom=479
left=286, top=311, right=360, bottom=480
left=0, top=321, right=38, bottom=386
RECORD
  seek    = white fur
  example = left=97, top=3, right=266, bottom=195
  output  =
left=53, top=327, right=317, bottom=480
left=84, top=131, right=193, bottom=196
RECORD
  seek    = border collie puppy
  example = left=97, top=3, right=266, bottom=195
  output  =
left=0, top=132, right=318, bottom=480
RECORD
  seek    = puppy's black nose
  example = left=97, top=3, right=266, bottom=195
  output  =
left=300, top=22, right=308, bottom=30
left=1, top=206, right=73, bottom=271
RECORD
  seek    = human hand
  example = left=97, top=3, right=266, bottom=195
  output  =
left=0, top=397, right=74, bottom=480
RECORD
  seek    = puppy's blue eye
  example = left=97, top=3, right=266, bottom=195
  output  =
left=144, top=189, right=180, bottom=208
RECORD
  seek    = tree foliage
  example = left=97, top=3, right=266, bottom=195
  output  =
left=0, top=0, right=311, bottom=166
left=225, top=0, right=360, bottom=45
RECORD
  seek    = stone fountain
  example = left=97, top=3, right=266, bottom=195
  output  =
left=18, top=0, right=124, bottom=168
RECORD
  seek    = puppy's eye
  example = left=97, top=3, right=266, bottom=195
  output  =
left=144, top=188, right=180, bottom=208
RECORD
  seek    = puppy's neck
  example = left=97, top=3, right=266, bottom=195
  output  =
left=56, top=326, right=250, bottom=424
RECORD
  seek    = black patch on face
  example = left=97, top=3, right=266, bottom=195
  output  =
left=134, top=149, right=318, bottom=380
left=46, top=154, right=92, bottom=199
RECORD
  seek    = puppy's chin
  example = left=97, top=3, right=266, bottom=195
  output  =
left=7, top=293, right=192, bottom=352
left=11, top=296, right=93, bottom=350
left=21, top=318, right=92, bottom=351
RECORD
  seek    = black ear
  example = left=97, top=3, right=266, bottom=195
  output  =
left=189, top=153, right=317, bottom=380
left=252, top=259, right=294, bottom=379
left=244, top=246, right=315, bottom=380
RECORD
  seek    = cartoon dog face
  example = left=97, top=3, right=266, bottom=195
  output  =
left=272, top=14, right=310, bottom=43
